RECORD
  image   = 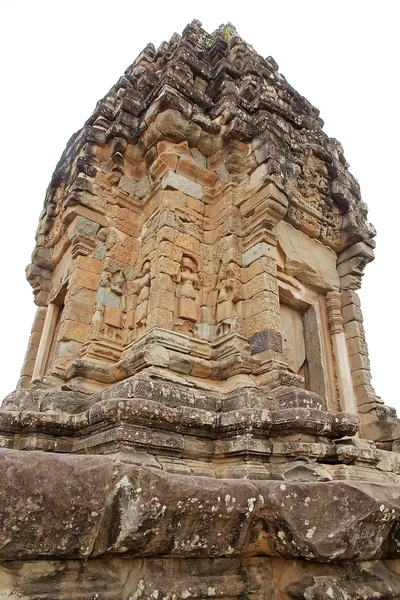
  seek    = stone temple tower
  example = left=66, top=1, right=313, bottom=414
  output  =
left=1, top=20, right=400, bottom=599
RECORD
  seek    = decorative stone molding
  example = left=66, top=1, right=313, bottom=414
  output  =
left=337, top=241, right=374, bottom=291
left=326, top=291, right=344, bottom=334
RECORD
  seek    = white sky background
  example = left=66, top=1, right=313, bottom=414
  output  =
left=0, top=1, right=399, bottom=410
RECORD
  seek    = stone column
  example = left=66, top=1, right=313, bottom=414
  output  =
left=18, top=307, right=47, bottom=388
left=341, top=290, right=381, bottom=411
left=32, top=302, right=60, bottom=380
left=326, top=291, right=358, bottom=415
left=240, top=183, right=289, bottom=377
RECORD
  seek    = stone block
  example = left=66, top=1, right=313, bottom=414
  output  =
left=186, top=195, right=205, bottom=215
left=341, top=289, right=361, bottom=307
left=276, top=221, right=339, bottom=292
left=347, top=336, right=368, bottom=357
left=190, top=147, right=207, bottom=168
left=242, top=242, right=276, bottom=267
left=161, top=171, right=203, bottom=200
left=244, top=291, right=279, bottom=319
left=339, top=273, right=366, bottom=291
left=93, top=242, right=106, bottom=260
left=152, top=273, right=174, bottom=291
left=197, top=131, right=214, bottom=155
left=26, top=263, right=52, bottom=281
left=72, top=268, right=100, bottom=291
left=352, top=368, right=372, bottom=387
left=1, top=389, right=41, bottom=411
left=103, top=307, right=123, bottom=328
left=156, top=225, right=175, bottom=243
left=174, top=232, right=200, bottom=255
left=109, top=245, right=133, bottom=265
left=32, top=246, right=54, bottom=270
left=157, top=140, right=189, bottom=157
left=337, top=257, right=365, bottom=277
left=242, top=256, right=276, bottom=283
left=29, top=331, right=42, bottom=346
left=241, top=184, right=288, bottom=230
left=64, top=301, right=93, bottom=325
left=75, top=256, right=102, bottom=275
left=136, top=176, right=151, bottom=198
left=155, top=109, right=202, bottom=147
left=155, top=256, right=180, bottom=277
left=68, top=216, right=100, bottom=240
left=20, top=358, right=35, bottom=377
left=354, top=383, right=378, bottom=405
left=337, top=241, right=374, bottom=265
left=342, top=303, right=363, bottom=324
left=177, top=297, right=198, bottom=322
left=156, top=240, right=173, bottom=258
left=344, top=320, right=365, bottom=339
left=59, top=320, right=88, bottom=343
left=118, top=175, right=137, bottom=195
left=68, top=285, right=96, bottom=306
left=350, top=353, right=371, bottom=371
left=151, top=289, right=174, bottom=311
left=169, top=351, right=194, bottom=374
left=32, top=316, right=45, bottom=335
left=246, top=310, right=280, bottom=337
left=95, top=288, right=121, bottom=308
left=190, top=358, right=215, bottom=378
left=249, top=329, right=282, bottom=354
left=34, top=290, right=49, bottom=307
left=143, top=344, right=170, bottom=368
left=57, top=340, right=82, bottom=360
left=243, top=272, right=278, bottom=298
left=196, top=167, right=219, bottom=187
left=176, top=156, right=200, bottom=180
left=363, top=418, right=400, bottom=443
left=150, top=153, right=179, bottom=179
left=0, top=449, right=113, bottom=560
left=147, top=308, right=174, bottom=329
left=216, top=163, right=230, bottom=183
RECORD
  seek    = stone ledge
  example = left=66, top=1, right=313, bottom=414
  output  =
left=1, top=556, right=400, bottom=600
left=0, top=399, right=358, bottom=441
left=1, top=448, right=400, bottom=563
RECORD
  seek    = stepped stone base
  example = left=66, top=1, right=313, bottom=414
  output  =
left=1, top=556, right=400, bottom=599
left=1, top=447, right=400, bottom=599
left=1, top=371, right=400, bottom=598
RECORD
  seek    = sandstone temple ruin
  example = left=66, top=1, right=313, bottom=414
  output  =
left=1, top=20, right=400, bottom=599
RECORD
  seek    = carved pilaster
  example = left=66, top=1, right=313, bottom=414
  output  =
left=326, top=290, right=357, bottom=415
left=326, top=291, right=344, bottom=334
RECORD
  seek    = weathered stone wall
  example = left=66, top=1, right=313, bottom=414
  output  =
left=1, top=449, right=400, bottom=599
left=17, top=20, right=377, bottom=422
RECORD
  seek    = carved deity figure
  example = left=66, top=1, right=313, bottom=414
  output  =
left=110, top=270, right=126, bottom=297
left=216, top=262, right=243, bottom=335
left=176, top=256, right=199, bottom=326
left=134, top=261, right=151, bottom=335
left=299, top=151, right=329, bottom=208
left=90, top=269, right=126, bottom=343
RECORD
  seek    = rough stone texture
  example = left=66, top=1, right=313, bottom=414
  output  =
left=1, top=449, right=400, bottom=563
left=0, top=19, right=398, bottom=599
left=276, top=220, right=340, bottom=292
